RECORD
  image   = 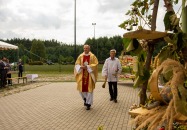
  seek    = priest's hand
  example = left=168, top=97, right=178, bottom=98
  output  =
left=81, top=66, right=87, bottom=69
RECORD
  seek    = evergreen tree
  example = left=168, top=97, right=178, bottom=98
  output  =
left=30, top=40, right=46, bottom=61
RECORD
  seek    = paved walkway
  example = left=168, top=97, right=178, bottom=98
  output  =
left=0, top=82, right=139, bottom=130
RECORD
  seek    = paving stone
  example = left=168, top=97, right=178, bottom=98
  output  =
left=0, top=81, right=139, bottom=130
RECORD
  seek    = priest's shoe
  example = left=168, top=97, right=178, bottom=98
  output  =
left=84, top=98, right=87, bottom=106
left=86, top=104, right=91, bottom=110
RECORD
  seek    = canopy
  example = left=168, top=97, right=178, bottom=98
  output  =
left=0, top=41, right=18, bottom=50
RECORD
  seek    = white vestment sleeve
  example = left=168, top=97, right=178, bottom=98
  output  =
left=87, top=65, right=93, bottom=73
left=75, top=64, right=82, bottom=74
left=87, top=65, right=96, bottom=83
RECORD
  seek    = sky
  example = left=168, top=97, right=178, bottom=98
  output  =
left=0, top=0, right=182, bottom=45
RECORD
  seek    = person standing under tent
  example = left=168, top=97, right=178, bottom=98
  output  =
left=6, top=59, right=11, bottom=85
left=18, top=59, right=23, bottom=77
left=0, top=57, right=8, bottom=88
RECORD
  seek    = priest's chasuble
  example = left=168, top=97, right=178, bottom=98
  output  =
left=74, top=52, right=98, bottom=92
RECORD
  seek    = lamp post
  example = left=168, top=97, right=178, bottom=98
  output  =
left=74, top=0, right=77, bottom=61
left=92, top=23, right=97, bottom=58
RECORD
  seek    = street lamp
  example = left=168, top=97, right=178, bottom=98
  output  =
left=92, top=23, right=98, bottom=58
left=74, top=0, right=77, bottom=61
left=92, top=23, right=96, bottom=38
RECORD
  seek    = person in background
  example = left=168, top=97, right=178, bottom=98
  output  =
left=0, top=57, right=8, bottom=88
left=6, top=59, right=11, bottom=85
left=74, top=44, right=98, bottom=110
left=18, top=59, right=23, bottom=77
left=102, top=49, right=122, bottom=103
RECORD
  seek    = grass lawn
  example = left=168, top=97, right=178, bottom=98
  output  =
left=9, top=64, right=104, bottom=82
left=10, top=64, right=131, bottom=82
left=1, top=64, right=105, bottom=96
left=0, top=64, right=133, bottom=97
left=23, top=64, right=103, bottom=74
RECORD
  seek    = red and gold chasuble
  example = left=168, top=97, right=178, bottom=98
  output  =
left=82, top=55, right=90, bottom=92
left=74, top=52, right=98, bottom=92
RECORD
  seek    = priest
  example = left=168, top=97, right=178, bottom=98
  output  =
left=74, top=45, right=98, bottom=110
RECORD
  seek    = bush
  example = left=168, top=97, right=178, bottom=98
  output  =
left=29, top=61, right=43, bottom=65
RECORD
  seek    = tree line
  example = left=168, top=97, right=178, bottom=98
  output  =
left=0, top=35, right=124, bottom=64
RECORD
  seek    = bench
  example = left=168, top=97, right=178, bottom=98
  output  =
left=7, top=76, right=27, bottom=86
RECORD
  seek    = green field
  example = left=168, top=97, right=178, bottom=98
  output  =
left=23, top=64, right=103, bottom=74
left=10, top=64, right=132, bottom=82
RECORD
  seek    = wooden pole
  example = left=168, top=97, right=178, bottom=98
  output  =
left=140, top=0, right=160, bottom=105
left=182, top=0, right=187, bottom=33
left=182, top=0, right=187, bottom=69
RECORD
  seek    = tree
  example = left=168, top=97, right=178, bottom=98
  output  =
left=30, top=39, right=46, bottom=61
left=2, top=36, right=124, bottom=64
left=85, top=36, right=124, bottom=62
left=66, top=56, right=74, bottom=63
left=59, top=55, right=66, bottom=63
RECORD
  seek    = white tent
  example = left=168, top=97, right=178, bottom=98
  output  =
left=0, top=41, right=18, bottom=50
